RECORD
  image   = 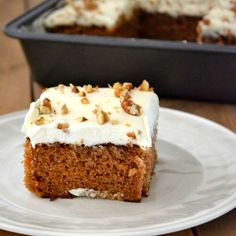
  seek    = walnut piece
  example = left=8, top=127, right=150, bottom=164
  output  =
left=61, top=104, right=69, bottom=115
left=34, top=117, right=49, bottom=126
left=121, top=93, right=142, bottom=116
left=85, top=84, right=94, bottom=93
left=113, top=82, right=133, bottom=98
left=94, top=106, right=109, bottom=125
left=57, top=123, right=69, bottom=132
left=70, top=83, right=79, bottom=93
left=127, top=132, right=137, bottom=140
left=39, top=98, right=54, bottom=115
left=139, top=80, right=150, bottom=91
left=123, top=82, right=133, bottom=90
left=76, top=117, right=88, bottom=122
left=81, top=97, right=90, bottom=104
left=113, top=82, right=123, bottom=90
left=79, top=91, right=86, bottom=97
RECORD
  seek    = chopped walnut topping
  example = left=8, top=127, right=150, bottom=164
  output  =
left=42, top=98, right=51, bottom=108
left=113, top=82, right=133, bottom=98
left=139, top=80, right=150, bottom=91
left=84, top=0, right=97, bottom=10
left=57, top=123, right=69, bottom=132
left=61, top=104, right=69, bottom=115
left=121, top=93, right=142, bottom=116
left=79, top=91, right=86, bottom=97
left=111, top=119, right=120, bottom=125
left=34, top=117, right=49, bottom=126
left=127, top=132, right=137, bottom=140
left=138, top=130, right=142, bottom=135
left=40, top=98, right=54, bottom=115
left=128, top=168, right=138, bottom=177
left=85, top=84, right=94, bottom=93
left=203, top=18, right=210, bottom=25
left=76, top=117, right=88, bottom=122
left=39, top=106, right=51, bottom=115
left=125, top=123, right=131, bottom=127
left=113, top=82, right=123, bottom=90
left=94, top=85, right=99, bottom=91
left=123, top=82, right=133, bottom=90
left=81, top=97, right=90, bottom=104
left=94, top=106, right=109, bottom=125
left=70, top=83, right=79, bottom=93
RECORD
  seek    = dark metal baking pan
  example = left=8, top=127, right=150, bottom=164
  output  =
left=4, top=0, right=236, bottom=103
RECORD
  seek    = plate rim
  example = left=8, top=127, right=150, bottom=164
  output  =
left=0, top=108, right=235, bottom=236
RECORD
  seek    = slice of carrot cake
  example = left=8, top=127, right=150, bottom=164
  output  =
left=44, top=0, right=139, bottom=37
left=22, top=81, right=159, bottom=202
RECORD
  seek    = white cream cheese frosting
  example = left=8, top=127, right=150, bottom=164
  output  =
left=22, top=83, right=159, bottom=149
left=44, top=0, right=236, bottom=39
left=198, top=2, right=236, bottom=38
left=138, top=0, right=215, bottom=17
left=44, top=0, right=137, bottom=29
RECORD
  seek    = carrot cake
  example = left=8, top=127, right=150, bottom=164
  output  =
left=44, top=0, right=139, bottom=37
left=43, top=0, right=236, bottom=45
left=22, top=81, right=159, bottom=202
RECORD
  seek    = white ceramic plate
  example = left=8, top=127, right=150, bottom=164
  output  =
left=0, top=108, right=235, bottom=236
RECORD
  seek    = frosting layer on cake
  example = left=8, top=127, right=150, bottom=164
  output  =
left=44, top=0, right=236, bottom=41
left=138, top=0, right=215, bottom=17
left=44, top=0, right=136, bottom=29
left=22, top=84, right=159, bottom=149
left=198, top=2, right=236, bottom=38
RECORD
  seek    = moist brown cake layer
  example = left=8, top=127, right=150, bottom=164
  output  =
left=139, top=11, right=201, bottom=41
left=24, top=137, right=157, bottom=202
left=46, top=11, right=139, bottom=38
